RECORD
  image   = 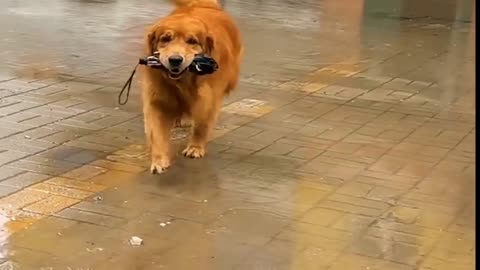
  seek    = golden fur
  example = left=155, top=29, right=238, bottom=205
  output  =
left=142, top=0, right=243, bottom=173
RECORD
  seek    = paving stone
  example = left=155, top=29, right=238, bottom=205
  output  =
left=54, top=207, right=125, bottom=227
left=89, top=159, right=145, bottom=173
left=349, top=236, right=389, bottom=258
left=23, top=195, right=80, bottom=215
left=0, top=185, right=19, bottom=198
left=60, top=165, right=108, bottom=181
left=330, top=254, right=415, bottom=270
left=278, top=227, right=349, bottom=254
left=0, top=189, right=49, bottom=210
left=282, top=222, right=353, bottom=242
left=27, top=182, right=93, bottom=199
left=287, top=147, right=323, bottom=160
left=44, top=177, right=107, bottom=193
left=386, top=242, right=427, bottom=265
left=0, top=166, right=25, bottom=181
left=0, top=171, right=50, bottom=188
left=316, top=200, right=388, bottom=217
left=336, top=182, right=374, bottom=197
left=299, top=208, right=343, bottom=226
left=5, top=159, right=80, bottom=176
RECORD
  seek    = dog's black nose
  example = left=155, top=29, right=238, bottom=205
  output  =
left=168, top=55, right=184, bottom=66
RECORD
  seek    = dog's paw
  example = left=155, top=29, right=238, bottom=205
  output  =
left=150, top=158, right=171, bottom=174
left=182, top=145, right=205, bottom=159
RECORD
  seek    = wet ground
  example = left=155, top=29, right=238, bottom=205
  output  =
left=0, top=0, right=475, bottom=269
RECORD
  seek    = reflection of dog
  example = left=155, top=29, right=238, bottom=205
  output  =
left=142, top=0, right=243, bottom=174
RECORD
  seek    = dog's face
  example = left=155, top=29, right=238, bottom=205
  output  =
left=147, top=16, right=214, bottom=80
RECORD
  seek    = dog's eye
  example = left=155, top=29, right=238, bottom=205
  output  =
left=160, top=35, right=172, bottom=43
left=186, top=38, right=198, bottom=45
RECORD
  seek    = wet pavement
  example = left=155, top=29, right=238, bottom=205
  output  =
left=0, top=0, right=475, bottom=269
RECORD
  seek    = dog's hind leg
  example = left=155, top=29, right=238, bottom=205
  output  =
left=174, top=114, right=192, bottom=128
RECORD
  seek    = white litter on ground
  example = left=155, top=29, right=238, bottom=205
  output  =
left=129, top=236, right=143, bottom=246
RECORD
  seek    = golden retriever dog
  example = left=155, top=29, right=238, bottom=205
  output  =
left=142, top=0, right=243, bottom=174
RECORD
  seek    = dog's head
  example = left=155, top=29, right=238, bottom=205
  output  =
left=146, top=16, right=214, bottom=80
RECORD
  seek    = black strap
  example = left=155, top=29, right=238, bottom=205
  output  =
left=118, top=64, right=139, bottom=105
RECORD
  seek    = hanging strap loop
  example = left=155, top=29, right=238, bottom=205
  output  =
left=118, top=64, right=139, bottom=105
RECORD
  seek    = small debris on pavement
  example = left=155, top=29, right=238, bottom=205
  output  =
left=94, top=195, right=103, bottom=201
left=86, top=247, right=104, bottom=253
left=129, top=236, right=143, bottom=246
left=160, top=221, right=172, bottom=227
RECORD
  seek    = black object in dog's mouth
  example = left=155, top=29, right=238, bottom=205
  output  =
left=169, top=68, right=185, bottom=79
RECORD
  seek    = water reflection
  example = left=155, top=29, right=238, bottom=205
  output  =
left=0, top=212, right=10, bottom=260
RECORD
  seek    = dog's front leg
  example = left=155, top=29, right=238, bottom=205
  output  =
left=183, top=92, right=220, bottom=159
left=144, top=105, right=174, bottom=174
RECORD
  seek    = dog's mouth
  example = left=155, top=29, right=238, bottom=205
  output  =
left=168, top=68, right=186, bottom=80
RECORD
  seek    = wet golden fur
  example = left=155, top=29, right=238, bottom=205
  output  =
left=142, top=0, right=243, bottom=173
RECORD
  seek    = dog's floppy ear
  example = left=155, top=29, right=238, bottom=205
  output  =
left=145, top=27, right=158, bottom=55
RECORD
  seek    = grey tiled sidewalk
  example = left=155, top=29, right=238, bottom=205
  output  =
left=0, top=0, right=475, bottom=269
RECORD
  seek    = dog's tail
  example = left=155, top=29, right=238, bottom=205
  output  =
left=171, top=0, right=219, bottom=8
